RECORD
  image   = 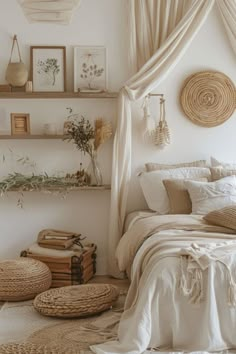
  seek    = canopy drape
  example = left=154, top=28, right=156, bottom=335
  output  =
left=108, top=0, right=235, bottom=278
left=216, top=0, right=236, bottom=55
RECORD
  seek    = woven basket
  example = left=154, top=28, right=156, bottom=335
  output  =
left=0, top=343, right=78, bottom=354
left=180, top=71, right=236, bottom=127
left=0, top=258, right=52, bottom=301
left=34, top=283, right=119, bottom=318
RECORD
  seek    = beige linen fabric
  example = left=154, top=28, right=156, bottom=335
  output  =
left=185, top=176, right=236, bottom=215
left=204, top=205, right=236, bottom=231
left=109, top=0, right=214, bottom=277
left=211, top=166, right=236, bottom=181
left=163, top=177, right=208, bottom=214
left=146, top=160, right=207, bottom=172
left=216, top=0, right=236, bottom=56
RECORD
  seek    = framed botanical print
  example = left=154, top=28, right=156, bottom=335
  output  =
left=74, top=46, right=107, bottom=92
left=30, top=46, right=66, bottom=92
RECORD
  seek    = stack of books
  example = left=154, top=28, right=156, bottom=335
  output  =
left=20, top=231, right=97, bottom=287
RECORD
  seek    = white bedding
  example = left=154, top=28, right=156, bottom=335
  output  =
left=91, top=214, right=236, bottom=354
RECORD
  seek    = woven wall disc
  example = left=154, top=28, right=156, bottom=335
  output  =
left=180, top=71, right=236, bottom=127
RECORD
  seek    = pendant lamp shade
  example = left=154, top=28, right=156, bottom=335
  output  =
left=17, top=0, right=81, bottom=25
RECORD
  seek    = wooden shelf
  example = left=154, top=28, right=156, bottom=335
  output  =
left=8, top=185, right=111, bottom=192
left=0, top=92, right=118, bottom=99
left=0, top=134, right=65, bottom=139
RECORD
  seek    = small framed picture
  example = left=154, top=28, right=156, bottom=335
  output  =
left=11, top=113, right=30, bottom=135
left=30, top=46, right=66, bottom=92
left=74, top=46, right=107, bottom=93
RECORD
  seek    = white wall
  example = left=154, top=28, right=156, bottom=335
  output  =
left=128, top=4, right=236, bottom=212
left=0, top=2, right=235, bottom=273
left=0, top=0, right=128, bottom=274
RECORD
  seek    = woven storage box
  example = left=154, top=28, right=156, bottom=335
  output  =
left=21, top=244, right=97, bottom=287
left=34, top=283, right=119, bottom=318
left=0, top=258, right=52, bottom=301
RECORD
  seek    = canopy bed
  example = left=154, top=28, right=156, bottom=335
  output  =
left=92, top=1, right=236, bottom=353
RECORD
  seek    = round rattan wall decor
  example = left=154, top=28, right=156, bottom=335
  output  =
left=180, top=71, right=236, bottom=127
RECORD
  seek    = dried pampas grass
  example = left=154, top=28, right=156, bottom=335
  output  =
left=94, top=118, right=113, bottom=150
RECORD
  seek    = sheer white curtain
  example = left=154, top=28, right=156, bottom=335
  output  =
left=216, top=0, right=236, bottom=55
left=108, top=0, right=215, bottom=278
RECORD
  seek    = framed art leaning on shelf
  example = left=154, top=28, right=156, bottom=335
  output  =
left=30, top=46, right=66, bottom=92
left=11, top=113, right=30, bottom=135
left=74, top=46, right=107, bottom=93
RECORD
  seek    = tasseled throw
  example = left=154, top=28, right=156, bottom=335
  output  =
left=179, top=256, right=204, bottom=304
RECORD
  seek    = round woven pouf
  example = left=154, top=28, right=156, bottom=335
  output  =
left=34, top=283, right=119, bottom=318
left=0, top=258, right=52, bottom=301
left=0, top=343, right=78, bottom=354
left=180, top=71, right=236, bottom=127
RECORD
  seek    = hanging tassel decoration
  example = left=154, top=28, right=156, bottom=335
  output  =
left=142, top=95, right=156, bottom=140
left=154, top=97, right=171, bottom=149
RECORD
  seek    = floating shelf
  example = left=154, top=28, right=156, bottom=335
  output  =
left=0, top=92, right=118, bottom=99
left=8, top=185, right=111, bottom=192
left=0, top=135, right=65, bottom=139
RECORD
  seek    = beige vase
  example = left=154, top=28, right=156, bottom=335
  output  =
left=5, top=61, right=28, bottom=87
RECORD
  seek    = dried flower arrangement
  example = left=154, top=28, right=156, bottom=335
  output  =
left=63, top=108, right=112, bottom=157
left=63, top=108, right=112, bottom=185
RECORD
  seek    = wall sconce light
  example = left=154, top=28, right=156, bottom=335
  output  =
left=17, top=0, right=82, bottom=25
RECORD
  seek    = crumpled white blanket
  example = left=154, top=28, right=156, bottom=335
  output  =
left=91, top=215, right=236, bottom=354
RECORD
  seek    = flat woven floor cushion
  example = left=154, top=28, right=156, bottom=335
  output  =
left=0, top=343, right=77, bottom=354
left=0, top=258, right=52, bottom=301
left=33, top=283, right=119, bottom=318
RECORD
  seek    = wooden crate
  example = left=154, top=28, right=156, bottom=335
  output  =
left=21, top=244, right=97, bottom=287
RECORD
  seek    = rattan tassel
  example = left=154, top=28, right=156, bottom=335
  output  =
left=154, top=97, right=170, bottom=149
left=142, top=95, right=155, bottom=140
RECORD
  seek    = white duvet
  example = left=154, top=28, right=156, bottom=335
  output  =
left=91, top=215, right=236, bottom=354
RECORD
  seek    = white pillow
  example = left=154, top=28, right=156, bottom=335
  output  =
left=185, top=176, right=236, bottom=215
left=211, top=156, right=236, bottom=169
left=138, top=167, right=211, bottom=213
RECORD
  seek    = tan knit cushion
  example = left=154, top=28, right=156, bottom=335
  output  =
left=163, top=178, right=208, bottom=214
left=0, top=258, right=52, bottom=301
left=34, top=283, right=119, bottom=318
left=210, top=166, right=236, bottom=181
left=204, top=205, right=236, bottom=231
left=145, top=160, right=207, bottom=172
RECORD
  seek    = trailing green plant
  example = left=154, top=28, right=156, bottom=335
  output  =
left=0, top=172, right=81, bottom=208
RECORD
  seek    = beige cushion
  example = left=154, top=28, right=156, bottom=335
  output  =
left=185, top=176, right=236, bottom=215
left=204, top=205, right=236, bottom=231
left=210, top=166, right=236, bottom=181
left=163, top=178, right=208, bottom=214
left=145, top=160, right=207, bottom=172
left=0, top=258, right=52, bottom=301
left=139, top=167, right=211, bottom=214
left=211, top=156, right=236, bottom=169
left=34, top=283, right=119, bottom=318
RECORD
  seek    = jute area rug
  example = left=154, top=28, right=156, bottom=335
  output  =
left=0, top=290, right=126, bottom=353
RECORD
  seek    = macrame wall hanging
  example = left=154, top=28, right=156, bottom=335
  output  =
left=142, top=93, right=171, bottom=149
